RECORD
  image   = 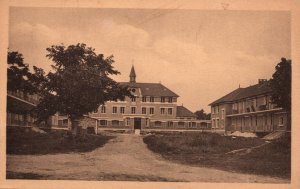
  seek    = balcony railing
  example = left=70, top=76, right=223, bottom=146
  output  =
left=8, top=90, right=39, bottom=105
left=258, top=105, right=267, bottom=111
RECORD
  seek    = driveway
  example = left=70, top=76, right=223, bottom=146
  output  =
left=6, top=133, right=289, bottom=183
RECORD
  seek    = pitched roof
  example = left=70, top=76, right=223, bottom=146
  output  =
left=209, top=81, right=272, bottom=105
left=120, top=82, right=179, bottom=97
left=176, top=106, right=196, bottom=118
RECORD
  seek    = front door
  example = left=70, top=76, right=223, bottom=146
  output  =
left=134, top=118, right=141, bottom=130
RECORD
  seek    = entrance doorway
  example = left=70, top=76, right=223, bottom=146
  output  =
left=134, top=118, right=141, bottom=130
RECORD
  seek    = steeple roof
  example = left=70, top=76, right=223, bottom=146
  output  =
left=129, top=65, right=136, bottom=77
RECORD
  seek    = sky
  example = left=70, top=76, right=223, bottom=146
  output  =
left=9, top=7, right=291, bottom=112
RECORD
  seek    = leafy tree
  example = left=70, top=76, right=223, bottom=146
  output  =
left=7, top=51, right=36, bottom=94
left=34, top=43, right=131, bottom=135
left=7, top=51, right=42, bottom=115
left=194, top=109, right=211, bottom=120
left=206, top=113, right=211, bottom=120
left=270, top=57, right=291, bottom=130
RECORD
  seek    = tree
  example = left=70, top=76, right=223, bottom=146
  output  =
left=35, top=43, right=131, bottom=135
left=269, top=57, right=291, bottom=130
left=7, top=51, right=42, bottom=115
left=194, top=109, right=211, bottom=120
left=7, top=51, right=36, bottom=94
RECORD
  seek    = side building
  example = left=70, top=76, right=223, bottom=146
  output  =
left=7, top=90, right=58, bottom=128
left=209, top=79, right=288, bottom=133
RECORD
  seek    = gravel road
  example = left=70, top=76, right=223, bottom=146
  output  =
left=6, top=133, right=289, bottom=183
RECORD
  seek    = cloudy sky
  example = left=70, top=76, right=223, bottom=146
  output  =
left=9, top=7, right=290, bottom=112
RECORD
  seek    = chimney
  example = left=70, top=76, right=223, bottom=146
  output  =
left=258, top=79, right=267, bottom=85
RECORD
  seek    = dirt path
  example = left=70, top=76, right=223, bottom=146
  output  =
left=7, top=133, right=289, bottom=183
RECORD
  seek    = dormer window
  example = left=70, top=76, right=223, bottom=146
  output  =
left=161, top=97, right=165, bottom=103
left=112, top=106, right=117, bottom=114
left=131, top=97, right=136, bottom=102
left=150, top=97, right=154, bottom=102
left=100, top=106, right=106, bottom=113
left=168, top=97, right=173, bottom=103
left=142, top=96, right=147, bottom=102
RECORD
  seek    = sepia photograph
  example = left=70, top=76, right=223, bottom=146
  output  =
left=1, top=0, right=299, bottom=188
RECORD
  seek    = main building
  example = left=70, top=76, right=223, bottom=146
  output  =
left=89, top=66, right=210, bottom=132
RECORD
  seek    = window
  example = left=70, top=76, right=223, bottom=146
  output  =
left=125, top=118, right=130, bottom=126
left=58, top=120, right=63, bottom=127
left=120, top=107, right=125, bottom=114
left=112, top=106, right=117, bottom=114
left=18, top=114, right=24, bottom=122
left=266, top=96, right=270, bottom=107
left=101, top=106, right=106, bottom=113
left=168, top=97, right=173, bottom=103
left=161, top=97, right=165, bottom=103
left=154, top=121, right=161, bottom=127
left=168, top=108, right=173, bottom=115
left=160, top=108, right=165, bottom=115
left=264, top=96, right=267, bottom=105
left=167, top=121, right=173, bottom=127
left=142, top=107, right=147, bottom=114
left=232, top=103, right=237, bottom=110
left=58, top=119, right=68, bottom=127
left=216, top=119, right=219, bottom=128
left=279, top=116, right=284, bottom=126
left=131, top=107, right=136, bottom=114
left=112, top=120, right=119, bottom=126
left=221, top=109, right=225, bottom=119
left=98, top=120, right=107, bottom=126
left=142, top=96, right=147, bottom=102
left=149, top=107, right=154, bottom=114
left=150, top=97, right=154, bottom=102
left=217, top=106, right=219, bottom=113
left=131, top=97, right=136, bottom=102
left=232, top=118, right=236, bottom=126
left=271, top=114, right=273, bottom=125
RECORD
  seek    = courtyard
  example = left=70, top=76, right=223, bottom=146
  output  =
left=7, top=130, right=290, bottom=183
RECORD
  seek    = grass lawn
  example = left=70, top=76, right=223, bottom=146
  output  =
left=143, top=132, right=291, bottom=179
left=7, top=127, right=114, bottom=155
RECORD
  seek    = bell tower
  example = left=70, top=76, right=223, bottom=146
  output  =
left=129, top=65, right=136, bottom=83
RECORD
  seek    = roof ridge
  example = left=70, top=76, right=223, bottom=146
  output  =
left=210, top=81, right=272, bottom=105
